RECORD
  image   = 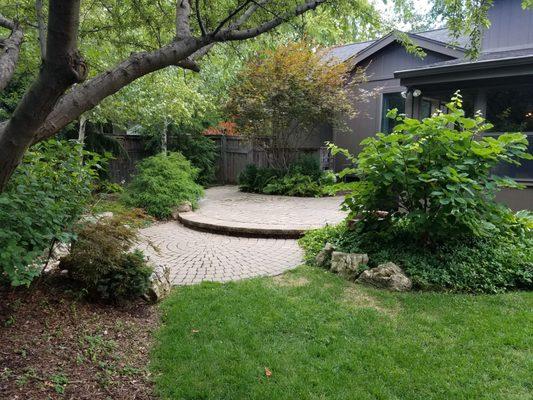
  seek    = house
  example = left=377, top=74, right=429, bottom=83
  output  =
left=329, top=0, right=532, bottom=209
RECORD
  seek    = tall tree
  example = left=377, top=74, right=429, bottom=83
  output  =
left=0, top=0, right=335, bottom=191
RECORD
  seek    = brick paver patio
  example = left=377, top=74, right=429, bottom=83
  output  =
left=138, top=222, right=303, bottom=285
left=178, top=185, right=345, bottom=237
left=138, top=186, right=345, bottom=285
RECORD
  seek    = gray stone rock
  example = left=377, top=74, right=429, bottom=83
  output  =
left=144, top=264, right=172, bottom=303
left=171, top=202, right=193, bottom=219
left=315, top=242, right=335, bottom=268
left=356, top=262, right=412, bottom=292
left=97, top=211, right=114, bottom=220
left=330, top=252, right=369, bottom=280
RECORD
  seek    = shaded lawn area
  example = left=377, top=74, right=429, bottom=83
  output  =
left=152, top=265, right=533, bottom=400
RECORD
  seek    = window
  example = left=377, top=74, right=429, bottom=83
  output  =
left=420, top=99, right=432, bottom=119
left=486, top=86, right=533, bottom=133
left=381, top=92, right=405, bottom=134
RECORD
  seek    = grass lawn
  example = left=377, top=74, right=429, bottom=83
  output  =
left=151, top=265, right=533, bottom=400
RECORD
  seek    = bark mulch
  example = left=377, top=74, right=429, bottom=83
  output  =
left=0, top=274, right=158, bottom=399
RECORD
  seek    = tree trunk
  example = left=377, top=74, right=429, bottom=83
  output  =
left=161, top=118, right=169, bottom=155
left=78, top=114, right=87, bottom=145
left=0, top=0, right=86, bottom=192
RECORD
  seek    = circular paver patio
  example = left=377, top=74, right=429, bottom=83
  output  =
left=138, top=222, right=303, bottom=285
left=178, top=185, right=345, bottom=237
left=138, top=186, right=346, bottom=285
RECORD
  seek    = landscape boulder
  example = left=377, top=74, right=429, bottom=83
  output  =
left=171, top=201, right=193, bottom=219
left=330, top=251, right=369, bottom=280
left=356, top=262, right=412, bottom=292
left=144, top=264, right=172, bottom=303
left=315, top=243, right=335, bottom=268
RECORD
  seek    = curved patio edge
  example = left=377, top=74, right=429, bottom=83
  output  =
left=177, top=212, right=307, bottom=239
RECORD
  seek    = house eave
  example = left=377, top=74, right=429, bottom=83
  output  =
left=394, top=54, right=533, bottom=79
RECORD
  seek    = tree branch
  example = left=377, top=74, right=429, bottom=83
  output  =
left=214, top=0, right=326, bottom=41
left=234, top=0, right=271, bottom=28
left=194, top=0, right=206, bottom=36
left=33, top=37, right=204, bottom=143
left=212, top=1, right=252, bottom=36
left=0, top=15, right=23, bottom=91
left=176, top=0, right=192, bottom=39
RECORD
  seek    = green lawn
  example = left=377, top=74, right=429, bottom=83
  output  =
left=151, top=266, right=533, bottom=400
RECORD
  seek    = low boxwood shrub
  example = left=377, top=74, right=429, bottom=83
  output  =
left=0, top=140, right=102, bottom=287
left=122, top=152, right=203, bottom=219
left=60, top=216, right=153, bottom=302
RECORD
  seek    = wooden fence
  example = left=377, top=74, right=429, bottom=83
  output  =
left=106, top=133, right=330, bottom=185
left=107, top=135, right=147, bottom=183
left=208, top=135, right=331, bottom=184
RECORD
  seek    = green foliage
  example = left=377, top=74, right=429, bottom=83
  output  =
left=331, top=92, right=533, bottom=242
left=122, top=152, right=203, bottom=219
left=61, top=217, right=152, bottom=302
left=227, top=41, right=355, bottom=170
left=0, top=140, right=102, bottom=287
left=288, top=154, right=323, bottom=181
left=238, top=165, right=283, bottom=193
left=300, top=223, right=533, bottom=294
left=264, top=174, right=322, bottom=197
left=239, top=155, right=336, bottom=197
left=298, top=223, right=347, bottom=264
left=319, top=92, right=533, bottom=293
left=143, top=123, right=218, bottom=186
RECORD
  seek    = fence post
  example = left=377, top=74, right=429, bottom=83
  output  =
left=220, top=135, right=227, bottom=185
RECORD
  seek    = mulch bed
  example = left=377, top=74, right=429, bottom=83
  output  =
left=0, top=274, right=158, bottom=399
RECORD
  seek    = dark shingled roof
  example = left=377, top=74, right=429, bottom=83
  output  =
left=421, top=47, right=533, bottom=68
left=324, top=28, right=469, bottom=63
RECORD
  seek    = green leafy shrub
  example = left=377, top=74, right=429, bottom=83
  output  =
left=238, top=164, right=282, bottom=193
left=305, top=92, right=533, bottom=293
left=298, top=223, right=347, bottom=264
left=331, top=91, right=532, bottom=241
left=143, top=123, right=218, bottom=186
left=167, top=129, right=218, bottom=186
left=0, top=140, right=102, bottom=287
left=238, top=155, right=336, bottom=197
left=60, top=217, right=153, bottom=302
left=264, top=173, right=322, bottom=197
left=300, top=223, right=532, bottom=293
left=288, top=155, right=322, bottom=181
left=122, top=152, right=203, bottom=219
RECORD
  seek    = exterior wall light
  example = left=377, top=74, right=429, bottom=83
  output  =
left=412, top=89, right=422, bottom=97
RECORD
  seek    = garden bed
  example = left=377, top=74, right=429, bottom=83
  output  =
left=0, top=274, right=158, bottom=399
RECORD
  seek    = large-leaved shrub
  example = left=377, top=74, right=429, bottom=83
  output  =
left=305, top=92, right=533, bottom=293
left=331, top=92, right=532, bottom=241
left=0, top=140, right=102, bottom=286
left=122, top=152, right=203, bottom=219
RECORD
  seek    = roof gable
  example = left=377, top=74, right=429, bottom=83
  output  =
left=324, top=28, right=468, bottom=68
left=346, top=31, right=466, bottom=70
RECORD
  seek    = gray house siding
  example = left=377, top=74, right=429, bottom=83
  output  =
left=333, top=43, right=455, bottom=169
left=482, top=0, right=533, bottom=52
